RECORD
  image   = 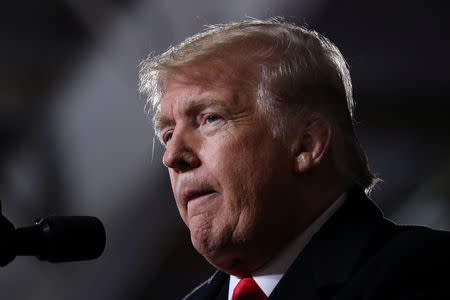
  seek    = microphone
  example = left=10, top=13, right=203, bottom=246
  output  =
left=13, top=216, right=106, bottom=263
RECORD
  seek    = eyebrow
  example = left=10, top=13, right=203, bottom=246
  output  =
left=153, top=113, right=171, bottom=140
left=154, top=96, right=228, bottom=137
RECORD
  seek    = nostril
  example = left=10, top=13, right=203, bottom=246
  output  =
left=163, top=148, right=200, bottom=172
left=174, top=160, right=193, bottom=172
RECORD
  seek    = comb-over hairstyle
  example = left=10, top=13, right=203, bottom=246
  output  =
left=139, top=17, right=379, bottom=193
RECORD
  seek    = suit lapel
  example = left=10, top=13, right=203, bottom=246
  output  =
left=269, top=187, right=385, bottom=299
left=268, top=254, right=319, bottom=300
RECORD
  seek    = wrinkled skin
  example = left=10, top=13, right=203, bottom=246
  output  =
left=157, top=62, right=313, bottom=276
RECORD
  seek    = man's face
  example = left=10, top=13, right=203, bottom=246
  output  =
left=158, top=62, right=303, bottom=275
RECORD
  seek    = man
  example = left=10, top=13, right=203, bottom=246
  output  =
left=139, top=18, right=450, bottom=299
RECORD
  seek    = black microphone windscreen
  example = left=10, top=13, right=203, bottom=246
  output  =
left=42, top=216, right=106, bottom=262
left=15, top=216, right=106, bottom=262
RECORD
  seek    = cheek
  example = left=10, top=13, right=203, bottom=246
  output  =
left=197, top=128, right=285, bottom=220
left=199, top=138, right=229, bottom=170
left=216, top=147, right=262, bottom=215
left=201, top=130, right=253, bottom=168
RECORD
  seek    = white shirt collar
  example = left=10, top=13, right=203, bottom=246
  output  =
left=228, top=192, right=346, bottom=299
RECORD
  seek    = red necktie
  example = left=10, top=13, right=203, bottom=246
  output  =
left=232, top=277, right=267, bottom=300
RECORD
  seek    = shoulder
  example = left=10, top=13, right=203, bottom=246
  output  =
left=352, top=223, right=450, bottom=298
left=374, top=224, right=450, bottom=265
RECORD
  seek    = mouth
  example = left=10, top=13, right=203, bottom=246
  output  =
left=183, top=189, right=217, bottom=204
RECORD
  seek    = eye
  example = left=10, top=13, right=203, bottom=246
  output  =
left=205, top=114, right=221, bottom=124
left=162, top=131, right=173, bottom=145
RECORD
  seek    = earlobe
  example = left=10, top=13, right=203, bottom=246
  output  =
left=295, top=152, right=313, bottom=173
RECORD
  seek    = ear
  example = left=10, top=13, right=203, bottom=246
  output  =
left=293, top=115, right=332, bottom=174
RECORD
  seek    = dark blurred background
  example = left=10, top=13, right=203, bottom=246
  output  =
left=0, top=0, right=449, bottom=299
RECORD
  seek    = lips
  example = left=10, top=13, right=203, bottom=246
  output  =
left=182, top=189, right=217, bottom=204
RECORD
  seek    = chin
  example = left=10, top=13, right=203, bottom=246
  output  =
left=204, top=250, right=261, bottom=277
left=189, top=221, right=216, bottom=253
left=190, top=227, right=229, bottom=266
left=191, top=231, right=262, bottom=276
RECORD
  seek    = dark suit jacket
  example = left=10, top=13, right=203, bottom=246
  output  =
left=184, top=187, right=450, bottom=299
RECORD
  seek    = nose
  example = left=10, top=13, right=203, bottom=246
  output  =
left=162, top=128, right=201, bottom=172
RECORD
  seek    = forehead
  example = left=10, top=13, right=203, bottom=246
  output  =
left=154, top=61, right=256, bottom=131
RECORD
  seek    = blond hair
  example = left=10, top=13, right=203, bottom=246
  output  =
left=139, top=17, right=379, bottom=193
